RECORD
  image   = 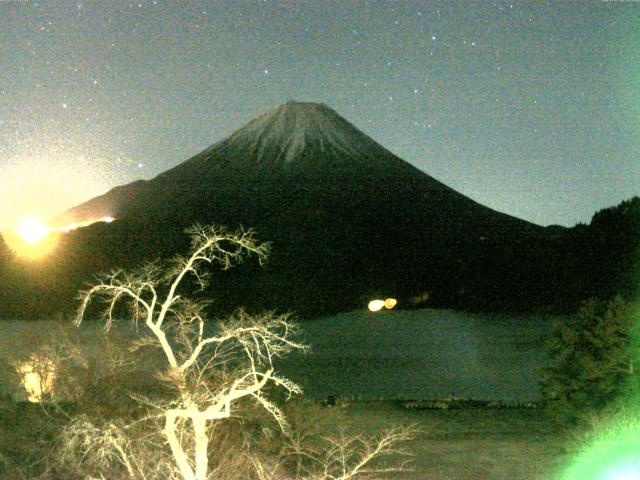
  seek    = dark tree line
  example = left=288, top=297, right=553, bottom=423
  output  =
left=0, top=197, right=638, bottom=320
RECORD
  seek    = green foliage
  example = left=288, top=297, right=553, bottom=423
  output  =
left=541, top=296, right=638, bottom=422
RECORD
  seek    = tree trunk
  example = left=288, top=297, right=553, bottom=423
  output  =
left=193, top=416, right=209, bottom=480
left=165, top=411, right=196, bottom=480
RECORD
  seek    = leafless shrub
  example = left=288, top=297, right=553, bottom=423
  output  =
left=252, top=424, right=417, bottom=480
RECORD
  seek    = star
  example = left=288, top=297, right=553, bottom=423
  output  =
left=0, top=0, right=631, bottom=233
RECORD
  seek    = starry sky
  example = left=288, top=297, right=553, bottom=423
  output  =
left=1, top=0, right=638, bottom=231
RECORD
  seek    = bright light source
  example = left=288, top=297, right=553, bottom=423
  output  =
left=604, top=464, right=640, bottom=480
left=368, top=299, right=385, bottom=312
left=17, top=218, right=49, bottom=245
left=603, top=463, right=640, bottom=480
left=560, top=416, right=640, bottom=480
left=2, top=214, right=116, bottom=259
left=17, top=355, right=56, bottom=402
left=384, top=298, right=398, bottom=309
left=3, top=217, right=59, bottom=259
left=368, top=298, right=398, bottom=312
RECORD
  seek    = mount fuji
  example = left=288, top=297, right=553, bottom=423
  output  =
left=54, top=101, right=536, bottom=232
left=4, top=102, right=555, bottom=317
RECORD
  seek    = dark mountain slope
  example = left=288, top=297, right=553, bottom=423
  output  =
left=51, top=180, right=147, bottom=227
left=54, top=102, right=537, bottom=235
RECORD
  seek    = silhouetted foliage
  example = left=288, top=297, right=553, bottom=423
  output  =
left=541, top=296, right=639, bottom=422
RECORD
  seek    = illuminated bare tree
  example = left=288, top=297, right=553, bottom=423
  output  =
left=71, top=224, right=416, bottom=480
left=253, top=426, right=416, bottom=480
left=76, top=224, right=306, bottom=480
left=312, top=427, right=415, bottom=480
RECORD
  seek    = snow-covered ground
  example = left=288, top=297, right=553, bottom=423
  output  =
left=276, top=309, right=558, bottom=402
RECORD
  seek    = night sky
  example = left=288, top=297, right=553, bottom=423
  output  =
left=1, top=0, right=638, bottom=232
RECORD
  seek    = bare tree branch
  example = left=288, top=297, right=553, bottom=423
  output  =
left=69, top=224, right=414, bottom=480
left=74, top=224, right=303, bottom=480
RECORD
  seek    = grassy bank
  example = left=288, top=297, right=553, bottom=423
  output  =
left=0, top=399, right=572, bottom=479
left=297, top=400, right=570, bottom=480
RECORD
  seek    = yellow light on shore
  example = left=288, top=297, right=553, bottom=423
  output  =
left=368, top=299, right=385, bottom=312
left=17, top=355, right=57, bottom=402
left=384, top=298, right=398, bottom=309
left=368, top=297, right=398, bottom=312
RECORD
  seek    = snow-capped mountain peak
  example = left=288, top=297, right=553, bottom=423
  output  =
left=215, top=101, right=379, bottom=165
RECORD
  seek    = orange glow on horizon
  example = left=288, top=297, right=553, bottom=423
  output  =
left=3, top=218, right=59, bottom=259
left=57, top=216, right=115, bottom=232
left=59, top=222, right=80, bottom=232
left=2, top=215, right=116, bottom=260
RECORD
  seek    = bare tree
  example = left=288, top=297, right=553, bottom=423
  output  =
left=310, top=427, right=415, bottom=480
left=76, top=225, right=305, bottom=480
left=72, top=224, right=415, bottom=480
left=254, top=426, right=416, bottom=480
